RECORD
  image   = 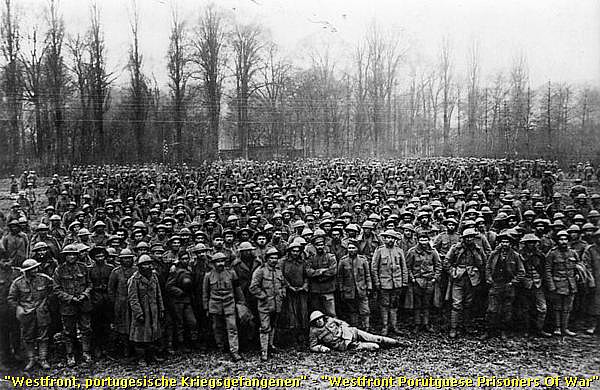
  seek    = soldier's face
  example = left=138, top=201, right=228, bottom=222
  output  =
left=313, top=317, right=325, bottom=328
left=267, top=255, right=278, bottom=267
left=224, top=234, right=234, bottom=244
left=347, top=245, right=358, bottom=256
left=257, top=237, right=267, bottom=246
left=66, top=254, right=77, bottom=264
left=557, top=236, right=568, bottom=247
left=215, top=260, right=225, bottom=270
left=499, top=239, right=510, bottom=248
left=384, top=236, right=395, bottom=245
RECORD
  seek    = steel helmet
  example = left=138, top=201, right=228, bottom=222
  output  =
left=32, top=242, right=49, bottom=251
left=310, top=311, right=325, bottom=323
left=20, top=259, right=41, bottom=272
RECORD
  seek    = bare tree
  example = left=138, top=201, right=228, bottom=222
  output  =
left=439, top=37, right=455, bottom=156
left=88, top=2, right=112, bottom=162
left=20, top=27, right=47, bottom=162
left=0, top=0, right=22, bottom=168
left=167, top=6, right=190, bottom=163
left=465, top=41, right=479, bottom=155
left=192, top=5, right=226, bottom=160
left=66, top=33, right=89, bottom=162
left=44, top=0, right=69, bottom=168
left=232, top=22, right=263, bottom=159
left=127, top=0, right=149, bottom=162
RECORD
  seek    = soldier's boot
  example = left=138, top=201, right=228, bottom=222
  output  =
left=423, top=310, right=433, bottom=332
left=536, top=314, right=552, bottom=337
left=390, top=309, right=401, bottom=334
left=23, top=343, right=36, bottom=371
left=134, top=346, right=147, bottom=367
left=561, top=311, right=576, bottom=336
left=81, top=337, right=93, bottom=365
left=268, top=329, right=280, bottom=354
left=260, top=333, right=269, bottom=361
left=38, top=342, right=50, bottom=370
left=413, top=309, right=422, bottom=331
left=65, top=341, right=76, bottom=367
left=380, top=309, right=389, bottom=336
left=585, top=316, right=599, bottom=335
left=552, top=311, right=562, bottom=336
left=360, top=316, right=370, bottom=331
left=449, top=310, right=459, bottom=339
left=350, top=313, right=359, bottom=328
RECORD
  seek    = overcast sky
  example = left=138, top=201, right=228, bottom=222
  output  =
left=21, top=0, right=600, bottom=88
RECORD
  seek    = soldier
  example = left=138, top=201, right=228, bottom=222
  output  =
left=89, top=247, right=114, bottom=358
left=8, top=259, right=54, bottom=370
left=0, top=250, right=21, bottom=370
left=308, top=311, right=403, bottom=353
left=518, top=234, right=552, bottom=337
left=484, top=231, right=525, bottom=339
left=166, top=252, right=198, bottom=352
left=53, top=244, right=93, bottom=366
left=202, top=252, right=244, bottom=362
left=107, top=249, right=136, bottom=358
left=48, top=215, right=67, bottom=243
left=406, top=232, right=442, bottom=332
left=372, top=230, right=409, bottom=335
left=445, top=228, right=486, bottom=338
left=581, top=229, right=600, bottom=335
left=545, top=230, right=581, bottom=336
left=337, top=239, right=372, bottom=330
left=250, top=247, right=286, bottom=361
left=128, top=254, right=164, bottom=366
left=305, top=235, right=338, bottom=318
left=279, top=242, right=309, bottom=345
left=2, top=219, right=29, bottom=267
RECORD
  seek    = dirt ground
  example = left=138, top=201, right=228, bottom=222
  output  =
left=0, top=176, right=599, bottom=390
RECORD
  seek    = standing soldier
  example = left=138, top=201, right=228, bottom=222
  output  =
left=406, top=232, right=442, bottom=332
left=305, top=235, right=338, bottom=318
left=107, top=249, right=136, bottom=358
left=337, top=239, right=372, bottom=330
left=166, top=253, right=198, bottom=352
left=89, top=247, right=114, bottom=358
left=484, top=231, right=525, bottom=339
left=545, top=230, right=581, bottom=336
left=518, top=234, right=551, bottom=337
left=2, top=220, right=29, bottom=267
left=445, top=228, right=486, bottom=338
left=0, top=251, right=22, bottom=370
left=279, top=242, right=309, bottom=345
left=250, top=247, right=286, bottom=361
left=372, top=230, right=409, bottom=335
left=53, top=244, right=93, bottom=366
left=202, top=252, right=244, bottom=362
left=8, top=259, right=54, bottom=370
left=128, top=254, right=164, bottom=365
left=582, top=229, right=600, bottom=335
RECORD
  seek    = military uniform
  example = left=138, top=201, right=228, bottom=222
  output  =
left=485, top=247, right=525, bottom=334
left=8, top=273, right=53, bottom=365
left=166, top=265, right=198, bottom=348
left=406, top=244, right=442, bottom=329
left=89, top=261, right=114, bottom=354
left=107, top=265, right=136, bottom=354
left=249, top=262, right=286, bottom=359
left=306, top=251, right=337, bottom=317
left=372, top=245, right=408, bottom=334
left=337, top=253, right=372, bottom=329
left=518, top=247, right=548, bottom=334
left=545, top=246, right=581, bottom=334
left=202, top=268, right=244, bottom=355
left=309, top=316, right=398, bottom=352
left=0, top=266, right=21, bottom=364
left=53, top=261, right=93, bottom=361
left=445, top=242, right=485, bottom=334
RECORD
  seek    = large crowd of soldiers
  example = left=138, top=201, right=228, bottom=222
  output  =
left=1, top=158, right=599, bottom=370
